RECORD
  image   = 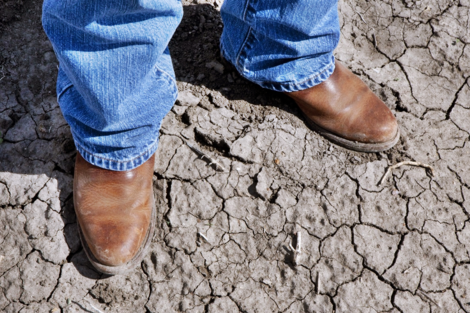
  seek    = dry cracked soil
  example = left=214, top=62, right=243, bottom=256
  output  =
left=1, top=0, right=470, bottom=312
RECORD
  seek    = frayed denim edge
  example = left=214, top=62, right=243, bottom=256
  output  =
left=74, top=134, right=159, bottom=171
left=221, top=43, right=336, bottom=93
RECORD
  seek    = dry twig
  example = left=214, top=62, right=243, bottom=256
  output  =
left=379, top=161, right=435, bottom=185
left=72, top=300, right=104, bottom=313
left=197, top=232, right=210, bottom=244
left=289, top=231, right=302, bottom=265
left=357, top=12, right=366, bottom=23
left=184, top=140, right=226, bottom=172
left=316, top=272, right=321, bottom=294
left=88, top=302, right=104, bottom=313
left=372, top=33, right=377, bottom=49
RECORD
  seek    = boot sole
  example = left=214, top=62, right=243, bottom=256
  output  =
left=78, top=193, right=156, bottom=275
left=301, top=112, right=400, bottom=153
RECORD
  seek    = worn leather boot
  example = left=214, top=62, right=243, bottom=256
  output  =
left=73, top=153, right=155, bottom=275
left=286, top=61, right=399, bottom=152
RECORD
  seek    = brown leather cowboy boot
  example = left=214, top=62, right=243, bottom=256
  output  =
left=286, top=61, right=399, bottom=152
left=73, top=153, right=155, bottom=275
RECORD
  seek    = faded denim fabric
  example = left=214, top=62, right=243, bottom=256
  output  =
left=42, top=0, right=339, bottom=171
left=42, top=0, right=183, bottom=170
left=220, top=0, right=340, bottom=92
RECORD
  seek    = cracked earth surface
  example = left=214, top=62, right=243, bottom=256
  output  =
left=1, top=0, right=470, bottom=312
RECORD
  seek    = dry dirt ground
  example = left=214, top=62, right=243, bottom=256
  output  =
left=1, top=0, right=470, bottom=312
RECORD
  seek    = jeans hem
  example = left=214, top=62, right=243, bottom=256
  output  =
left=74, top=135, right=159, bottom=171
left=59, top=62, right=178, bottom=172
left=221, top=43, right=336, bottom=92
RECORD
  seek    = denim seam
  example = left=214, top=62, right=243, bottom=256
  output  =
left=155, top=64, right=177, bottom=87
left=235, top=26, right=253, bottom=70
left=235, top=0, right=255, bottom=70
left=57, top=83, right=74, bottom=99
left=242, top=0, right=251, bottom=21
left=226, top=54, right=335, bottom=92
left=74, top=134, right=159, bottom=164
left=252, top=59, right=335, bottom=87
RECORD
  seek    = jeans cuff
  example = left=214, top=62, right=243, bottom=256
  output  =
left=266, top=57, right=336, bottom=92
left=74, top=135, right=159, bottom=171
left=221, top=45, right=336, bottom=93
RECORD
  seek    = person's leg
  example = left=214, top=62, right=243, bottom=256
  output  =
left=42, top=0, right=183, bottom=274
left=42, top=0, right=183, bottom=171
left=220, top=0, right=399, bottom=152
left=220, top=0, right=339, bottom=92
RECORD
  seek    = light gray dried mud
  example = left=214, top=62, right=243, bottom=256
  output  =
left=1, top=0, right=470, bottom=312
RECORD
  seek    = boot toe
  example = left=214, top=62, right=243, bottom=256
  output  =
left=82, top=216, right=148, bottom=267
left=358, top=95, right=399, bottom=144
left=287, top=61, right=400, bottom=152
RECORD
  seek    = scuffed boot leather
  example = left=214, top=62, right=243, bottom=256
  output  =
left=74, top=153, right=155, bottom=275
left=286, top=61, right=399, bottom=152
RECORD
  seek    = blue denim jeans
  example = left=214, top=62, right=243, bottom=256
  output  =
left=42, top=0, right=339, bottom=171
